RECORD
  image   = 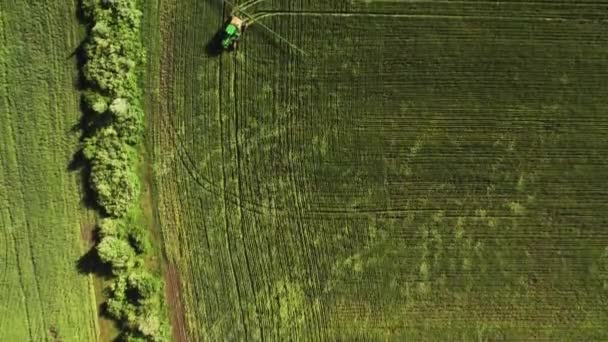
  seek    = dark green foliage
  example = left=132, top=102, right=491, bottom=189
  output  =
left=81, top=0, right=145, bottom=217
left=99, top=218, right=150, bottom=254
left=123, top=333, right=148, bottom=342
left=84, top=127, right=139, bottom=217
left=112, top=98, right=144, bottom=145
left=97, top=236, right=136, bottom=271
left=82, top=0, right=144, bottom=98
left=83, top=90, right=110, bottom=114
left=106, top=272, right=168, bottom=341
left=98, top=218, right=123, bottom=238
left=79, top=0, right=169, bottom=340
left=126, top=223, right=150, bottom=254
left=127, top=271, right=160, bottom=303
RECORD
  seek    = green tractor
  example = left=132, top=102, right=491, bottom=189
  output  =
left=218, top=0, right=305, bottom=54
left=221, top=16, right=245, bottom=50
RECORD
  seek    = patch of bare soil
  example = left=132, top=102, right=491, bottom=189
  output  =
left=165, top=263, right=187, bottom=342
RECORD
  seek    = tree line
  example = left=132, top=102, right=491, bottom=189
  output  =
left=80, top=1, right=169, bottom=341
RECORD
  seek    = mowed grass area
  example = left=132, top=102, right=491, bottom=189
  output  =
left=0, top=1, right=98, bottom=341
left=145, top=0, right=608, bottom=340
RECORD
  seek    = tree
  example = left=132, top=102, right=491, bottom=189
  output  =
left=98, top=218, right=123, bottom=238
left=97, top=236, right=136, bottom=271
left=128, top=270, right=160, bottom=302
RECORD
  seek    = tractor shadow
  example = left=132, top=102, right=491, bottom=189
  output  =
left=205, top=18, right=237, bottom=57
left=205, top=29, right=225, bottom=56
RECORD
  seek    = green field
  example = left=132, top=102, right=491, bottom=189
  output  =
left=0, top=1, right=99, bottom=341
left=2, top=0, right=608, bottom=341
left=144, top=0, right=608, bottom=340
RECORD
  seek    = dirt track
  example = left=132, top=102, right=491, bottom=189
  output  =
left=164, top=263, right=187, bottom=342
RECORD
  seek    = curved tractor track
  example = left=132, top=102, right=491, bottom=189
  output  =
left=147, top=0, right=608, bottom=340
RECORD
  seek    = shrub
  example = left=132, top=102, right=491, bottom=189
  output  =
left=111, top=98, right=143, bottom=145
left=127, top=271, right=160, bottom=303
left=81, top=0, right=144, bottom=99
left=99, top=218, right=150, bottom=254
left=127, top=224, right=150, bottom=254
left=105, top=271, right=168, bottom=341
left=123, top=333, right=148, bottom=342
left=98, top=218, right=123, bottom=238
left=83, top=127, right=139, bottom=217
left=97, top=236, right=136, bottom=271
left=83, top=90, right=110, bottom=114
left=136, top=313, right=164, bottom=341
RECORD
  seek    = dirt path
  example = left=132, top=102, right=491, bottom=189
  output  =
left=164, top=263, right=187, bottom=342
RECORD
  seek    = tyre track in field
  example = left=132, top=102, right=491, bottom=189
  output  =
left=218, top=23, right=250, bottom=338
left=231, top=47, right=264, bottom=339
left=6, top=56, right=46, bottom=336
left=159, top=97, right=270, bottom=215
left=153, top=2, right=605, bottom=222
left=10, top=231, right=35, bottom=342
left=281, top=21, right=326, bottom=337
left=352, top=0, right=608, bottom=7
left=235, top=14, right=325, bottom=336
left=0, top=10, right=10, bottom=308
left=162, top=97, right=408, bottom=217
left=156, top=1, right=191, bottom=341
left=159, top=72, right=424, bottom=218
left=253, top=10, right=608, bottom=23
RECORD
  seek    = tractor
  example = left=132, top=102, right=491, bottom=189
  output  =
left=221, top=16, right=245, bottom=50
left=218, top=0, right=305, bottom=55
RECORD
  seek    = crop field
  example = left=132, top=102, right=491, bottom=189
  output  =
left=0, top=1, right=99, bottom=341
left=145, top=0, right=608, bottom=340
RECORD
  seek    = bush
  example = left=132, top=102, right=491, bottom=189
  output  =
left=105, top=271, right=168, bottom=341
left=111, top=98, right=143, bottom=145
left=99, top=218, right=150, bottom=254
left=97, top=236, right=136, bottom=271
left=81, top=0, right=144, bottom=99
left=83, top=127, right=139, bottom=217
left=136, top=313, right=165, bottom=341
left=127, top=225, right=150, bottom=254
left=83, top=90, right=110, bottom=114
left=98, top=218, right=123, bottom=238
left=127, top=271, right=160, bottom=303
left=123, top=333, right=147, bottom=342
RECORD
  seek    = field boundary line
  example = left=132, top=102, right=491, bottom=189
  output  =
left=218, top=41, right=250, bottom=339
left=25, top=221, right=49, bottom=336
left=254, top=10, right=608, bottom=23
left=351, top=0, right=608, bottom=7
left=233, top=53, right=265, bottom=338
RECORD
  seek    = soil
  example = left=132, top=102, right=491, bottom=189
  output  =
left=164, top=263, right=188, bottom=342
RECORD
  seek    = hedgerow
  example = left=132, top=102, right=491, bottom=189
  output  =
left=79, top=1, right=169, bottom=340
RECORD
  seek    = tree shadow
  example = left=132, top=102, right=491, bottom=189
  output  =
left=96, top=302, right=128, bottom=342
left=71, top=97, right=114, bottom=141
left=75, top=0, right=93, bottom=26
left=68, top=148, right=100, bottom=211
left=68, top=96, right=114, bottom=211
left=77, top=243, right=113, bottom=279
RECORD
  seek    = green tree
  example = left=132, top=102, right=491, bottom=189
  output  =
left=97, top=236, right=136, bottom=271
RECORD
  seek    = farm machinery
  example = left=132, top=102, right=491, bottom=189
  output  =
left=221, top=15, right=245, bottom=49
left=219, top=0, right=305, bottom=54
